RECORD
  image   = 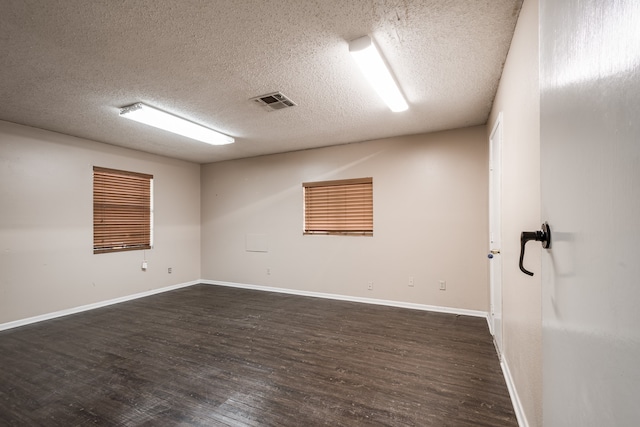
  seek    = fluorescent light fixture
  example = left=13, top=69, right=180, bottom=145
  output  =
left=348, top=35, right=408, bottom=112
left=119, top=103, right=234, bottom=145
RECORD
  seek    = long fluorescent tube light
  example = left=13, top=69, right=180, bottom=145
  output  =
left=119, top=103, right=234, bottom=145
left=348, top=35, right=408, bottom=112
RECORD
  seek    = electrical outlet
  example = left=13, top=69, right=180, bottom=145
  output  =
left=439, top=280, right=446, bottom=290
left=409, top=276, right=414, bottom=287
left=168, top=267, right=172, bottom=274
left=367, top=281, right=373, bottom=291
left=267, top=267, right=271, bottom=275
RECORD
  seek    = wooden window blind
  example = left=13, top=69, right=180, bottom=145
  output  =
left=303, top=177, right=373, bottom=235
left=93, top=167, right=153, bottom=254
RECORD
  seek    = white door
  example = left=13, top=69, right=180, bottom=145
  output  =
left=540, top=0, right=640, bottom=425
left=488, top=113, right=503, bottom=357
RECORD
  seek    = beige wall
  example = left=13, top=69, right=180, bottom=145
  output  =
left=1, top=121, right=489, bottom=322
left=0, top=120, right=201, bottom=324
left=201, top=127, right=489, bottom=312
left=487, top=0, right=541, bottom=425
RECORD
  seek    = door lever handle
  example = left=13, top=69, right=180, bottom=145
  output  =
left=519, top=222, right=551, bottom=276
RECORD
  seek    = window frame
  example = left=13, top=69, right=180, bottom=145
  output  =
left=93, top=166, right=153, bottom=254
left=302, top=177, right=373, bottom=236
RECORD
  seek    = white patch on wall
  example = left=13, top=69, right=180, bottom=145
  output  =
left=245, top=234, right=268, bottom=252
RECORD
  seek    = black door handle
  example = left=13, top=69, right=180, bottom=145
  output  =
left=519, top=222, right=551, bottom=276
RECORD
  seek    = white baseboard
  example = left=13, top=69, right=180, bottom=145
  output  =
left=1, top=279, right=487, bottom=331
left=0, top=280, right=200, bottom=332
left=501, top=355, right=529, bottom=427
left=484, top=317, right=527, bottom=427
left=201, top=279, right=488, bottom=318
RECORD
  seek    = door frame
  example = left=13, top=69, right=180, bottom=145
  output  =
left=489, top=112, right=503, bottom=358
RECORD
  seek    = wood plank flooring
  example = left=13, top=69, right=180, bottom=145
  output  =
left=0, top=284, right=517, bottom=426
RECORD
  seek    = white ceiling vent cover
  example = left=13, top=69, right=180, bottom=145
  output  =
left=251, top=92, right=296, bottom=111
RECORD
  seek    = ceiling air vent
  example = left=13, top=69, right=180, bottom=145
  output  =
left=251, top=92, right=297, bottom=112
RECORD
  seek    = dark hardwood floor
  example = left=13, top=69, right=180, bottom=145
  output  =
left=0, top=284, right=517, bottom=426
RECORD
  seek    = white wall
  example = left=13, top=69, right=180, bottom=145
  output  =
left=201, top=127, right=489, bottom=312
left=0, top=120, right=201, bottom=324
left=487, top=0, right=541, bottom=425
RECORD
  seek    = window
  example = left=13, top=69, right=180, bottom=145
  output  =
left=303, top=177, right=373, bottom=235
left=93, top=166, right=153, bottom=253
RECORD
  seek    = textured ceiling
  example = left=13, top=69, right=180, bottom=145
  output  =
left=0, top=0, right=522, bottom=164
